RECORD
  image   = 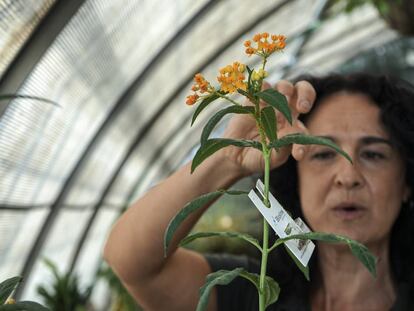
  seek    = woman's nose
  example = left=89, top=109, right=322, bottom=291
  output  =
left=333, top=160, right=365, bottom=189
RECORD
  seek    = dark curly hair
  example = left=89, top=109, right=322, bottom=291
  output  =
left=267, top=73, right=414, bottom=306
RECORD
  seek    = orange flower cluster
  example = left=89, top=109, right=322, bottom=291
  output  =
left=244, top=32, right=286, bottom=57
left=186, top=73, right=214, bottom=105
left=217, top=61, right=247, bottom=93
left=186, top=32, right=287, bottom=105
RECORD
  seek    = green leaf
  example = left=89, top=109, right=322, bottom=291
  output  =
left=191, top=93, right=220, bottom=126
left=237, top=88, right=251, bottom=98
left=255, top=89, right=291, bottom=124
left=196, top=268, right=244, bottom=311
left=269, top=133, right=352, bottom=163
left=42, top=259, right=61, bottom=281
left=260, top=106, right=277, bottom=142
left=264, top=275, right=280, bottom=308
left=276, top=232, right=377, bottom=277
left=0, top=94, right=59, bottom=107
left=180, top=231, right=262, bottom=252
left=200, top=106, right=254, bottom=145
left=238, top=271, right=280, bottom=308
left=348, top=242, right=377, bottom=277
left=284, top=245, right=310, bottom=281
left=0, top=277, right=22, bottom=305
left=191, top=138, right=261, bottom=173
left=37, top=259, right=91, bottom=310
left=375, top=1, right=390, bottom=15
left=164, top=190, right=248, bottom=256
left=196, top=268, right=280, bottom=311
left=246, top=66, right=254, bottom=93
left=0, top=301, right=50, bottom=311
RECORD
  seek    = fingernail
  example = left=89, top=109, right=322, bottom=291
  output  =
left=300, top=100, right=311, bottom=111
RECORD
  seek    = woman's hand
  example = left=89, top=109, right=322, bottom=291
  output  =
left=221, top=80, right=316, bottom=175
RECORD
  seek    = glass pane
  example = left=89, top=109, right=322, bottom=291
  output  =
left=0, top=208, right=48, bottom=280
left=22, top=208, right=93, bottom=301
left=73, top=209, right=119, bottom=288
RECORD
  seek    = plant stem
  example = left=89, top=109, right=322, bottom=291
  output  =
left=216, top=92, right=241, bottom=106
left=255, top=112, right=272, bottom=310
left=259, top=150, right=271, bottom=311
left=257, top=56, right=272, bottom=311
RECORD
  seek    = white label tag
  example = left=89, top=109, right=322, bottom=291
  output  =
left=248, top=179, right=315, bottom=266
left=294, top=217, right=311, bottom=233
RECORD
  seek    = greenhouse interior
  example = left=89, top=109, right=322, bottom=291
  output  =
left=1, top=0, right=414, bottom=310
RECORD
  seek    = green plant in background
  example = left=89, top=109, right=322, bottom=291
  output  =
left=164, top=32, right=377, bottom=311
left=330, top=0, right=398, bottom=14
left=98, top=265, right=142, bottom=311
left=329, top=0, right=414, bottom=35
left=0, top=277, right=49, bottom=310
left=37, top=259, right=92, bottom=311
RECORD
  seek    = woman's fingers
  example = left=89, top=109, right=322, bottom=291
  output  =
left=275, top=80, right=316, bottom=121
left=277, top=118, right=310, bottom=162
left=291, top=120, right=309, bottom=161
left=244, top=79, right=316, bottom=164
left=294, top=80, right=316, bottom=114
left=289, top=81, right=315, bottom=161
left=275, top=80, right=296, bottom=104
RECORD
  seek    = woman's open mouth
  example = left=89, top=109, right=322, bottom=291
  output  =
left=332, top=203, right=366, bottom=220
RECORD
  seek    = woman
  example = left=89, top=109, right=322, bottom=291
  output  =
left=104, top=73, right=414, bottom=310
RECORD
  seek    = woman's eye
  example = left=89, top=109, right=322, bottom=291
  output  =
left=361, top=150, right=385, bottom=160
left=311, top=151, right=336, bottom=160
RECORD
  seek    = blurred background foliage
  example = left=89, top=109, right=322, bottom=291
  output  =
left=37, top=259, right=93, bottom=311
left=329, top=0, right=414, bottom=35
left=339, top=36, right=414, bottom=83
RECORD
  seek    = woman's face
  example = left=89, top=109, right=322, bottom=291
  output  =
left=297, top=92, right=410, bottom=246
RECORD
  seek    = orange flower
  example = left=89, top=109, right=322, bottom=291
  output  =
left=245, top=47, right=255, bottom=55
left=244, top=32, right=286, bottom=57
left=186, top=73, right=215, bottom=105
left=186, top=94, right=199, bottom=106
left=217, top=61, right=247, bottom=93
left=193, top=73, right=212, bottom=94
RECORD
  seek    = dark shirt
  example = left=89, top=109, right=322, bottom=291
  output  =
left=205, top=254, right=412, bottom=311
